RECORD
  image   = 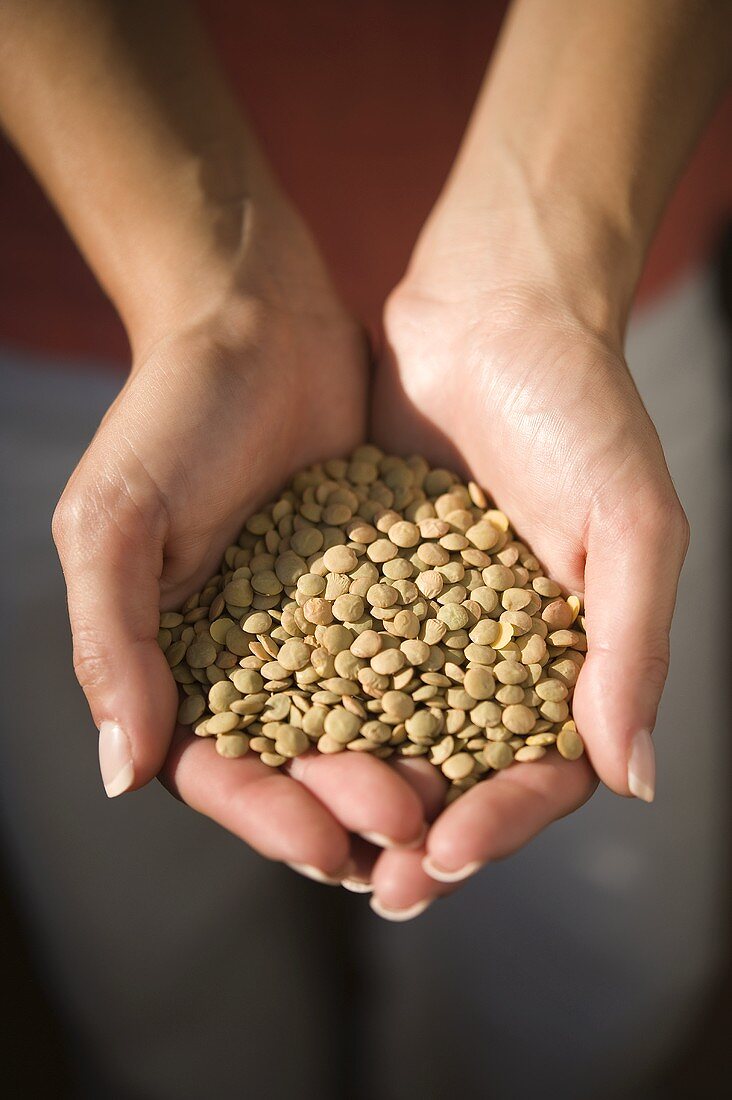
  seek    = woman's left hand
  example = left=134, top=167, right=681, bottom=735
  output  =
left=364, top=240, right=688, bottom=918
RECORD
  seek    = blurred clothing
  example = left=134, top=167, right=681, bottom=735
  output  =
left=1, top=269, right=728, bottom=1099
left=0, top=0, right=731, bottom=361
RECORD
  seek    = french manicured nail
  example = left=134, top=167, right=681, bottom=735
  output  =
left=628, top=729, right=655, bottom=803
left=370, top=897, right=432, bottom=922
left=287, top=859, right=355, bottom=886
left=422, top=856, right=482, bottom=884
left=341, top=878, right=374, bottom=894
left=98, top=720, right=134, bottom=798
left=361, top=823, right=427, bottom=850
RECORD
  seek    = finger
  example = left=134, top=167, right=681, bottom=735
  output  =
left=342, top=761, right=447, bottom=898
left=341, top=835, right=380, bottom=894
left=53, top=472, right=177, bottom=798
left=369, top=844, right=455, bottom=920
left=357, top=764, right=449, bottom=918
left=163, top=733, right=352, bottom=880
left=573, top=493, right=689, bottom=801
left=286, top=751, right=427, bottom=849
left=391, top=758, right=448, bottom=822
left=371, top=756, right=594, bottom=917
left=423, top=754, right=596, bottom=883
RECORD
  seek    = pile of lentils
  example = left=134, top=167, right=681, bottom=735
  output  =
left=159, top=447, right=585, bottom=803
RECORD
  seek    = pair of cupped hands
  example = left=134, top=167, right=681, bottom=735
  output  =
left=53, top=190, right=688, bottom=919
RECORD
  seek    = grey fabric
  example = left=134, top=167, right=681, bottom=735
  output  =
left=0, top=268, right=729, bottom=1099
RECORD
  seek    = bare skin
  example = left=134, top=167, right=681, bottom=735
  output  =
left=0, top=0, right=730, bottom=913
left=369, top=278, right=681, bottom=910
left=366, top=0, right=731, bottom=914
left=0, top=1, right=430, bottom=876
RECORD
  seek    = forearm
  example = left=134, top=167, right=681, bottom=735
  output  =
left=0, top=0, right=286, bottom=350
left=411, top=0, right=732, bottom=339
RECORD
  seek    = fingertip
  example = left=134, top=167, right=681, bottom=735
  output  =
left=421, top=855, right=482, bottom=884
left=572, top=653, right=657, bottom=800
left=627, top=729, right=655, bottom=802
left=370, top=896, right=432, bottom=922
left=98, top=720, right=135, bottom=797
left=580, top=505, right=679, bottom=801
left=360, top=822, right=428, bottom=850
left=98, top=642, right=178, bottom=791
left=426, top=756, right=595, bottom=870
left=166, top=735, right=352, bottom=872
left=287, top=752, right=427, bottom=848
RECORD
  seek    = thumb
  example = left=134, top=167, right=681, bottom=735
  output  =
left=572, top=489, right=689, bottom=802
left=52, top=470, right=177, bottom=797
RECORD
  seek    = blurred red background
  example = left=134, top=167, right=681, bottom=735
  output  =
left=1, top=0, right=730, bottom=367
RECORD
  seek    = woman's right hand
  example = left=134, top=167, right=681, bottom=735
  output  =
left=52, top=207, right=428, bottom=882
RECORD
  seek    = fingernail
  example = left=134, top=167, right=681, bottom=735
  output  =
left=287, top=859, right=354, bottom=886
left=342, top=878, right=374, bottom=894
left=98, top=720, right=134, bottom=798
left=422, top=856, right=482, bottom=884
left=628, top=729, right=655, bottom=803
left=370, top=897, right=432, bottom=922
left=361, top=823, right=427, bottom=850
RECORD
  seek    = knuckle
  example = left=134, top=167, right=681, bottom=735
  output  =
left=646, top=492, right=687, bottom=537
left=51, top=488, right=84, bottom=552
left=72, top=638, right=111, bottom=694
left=615, top=488, right=688, bottom=550
left=636, top=492, right=674, bottom=532
left=53, top=464, right=164, bottom=564
left=382, top=285, right=410, bottom=334
left=635, top=647, right=670, bottom=693
left=675, top=505, right=691, bottom=555
left=52, top=475, right=114, bottom=554
left=383, top=287, right=429, bottom=360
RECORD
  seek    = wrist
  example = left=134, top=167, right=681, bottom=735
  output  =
left=405, top=149, right=646, bottom=347
left=122, top=180, right=341, bottom=363
left=99, top=136, right=269, bottom=352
